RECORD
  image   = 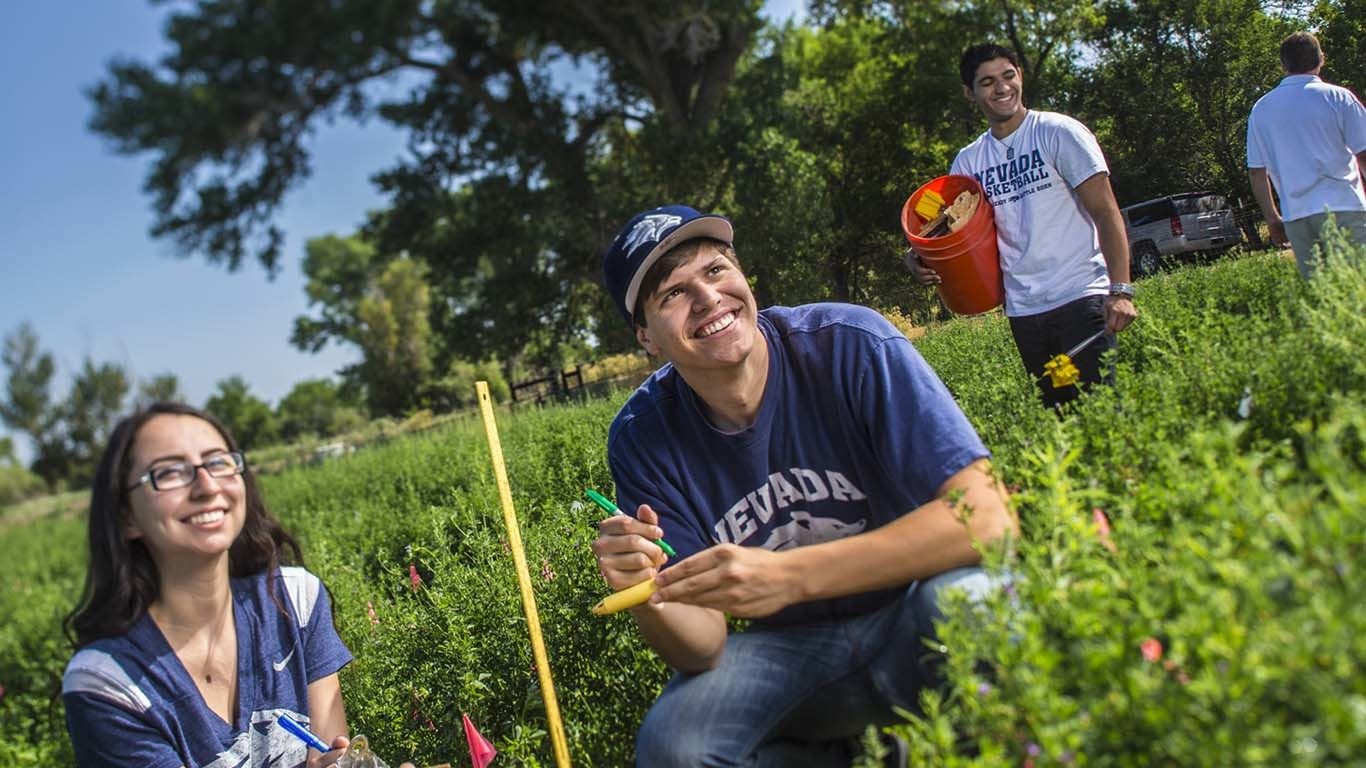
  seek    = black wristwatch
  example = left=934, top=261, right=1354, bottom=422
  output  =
left=1108, top=282, right=1136, bottom=300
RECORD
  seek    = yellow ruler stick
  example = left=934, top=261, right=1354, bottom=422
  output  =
left=475, top=382, right=572, bottom=768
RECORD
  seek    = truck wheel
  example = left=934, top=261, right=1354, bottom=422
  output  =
left=1132, top=242, right=1162, bottom=277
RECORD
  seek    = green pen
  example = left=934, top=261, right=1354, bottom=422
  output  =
left=585, top=488, right=677, bottom=557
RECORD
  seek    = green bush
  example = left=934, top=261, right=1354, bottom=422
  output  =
left=1, top=234, right=1361, bottom=766
left=0, top=464, right=48, bottom=506
left=872, top=234, right=1365, bottom=765
left=0, top=514, right=85, bottom=766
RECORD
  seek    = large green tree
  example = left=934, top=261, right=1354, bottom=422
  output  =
left=0, top=326, right=133, bottom=488
left=293, top=237, right=437, bottom=415
left=0, top=324, right=56, bottom=443
left=89, top=0, right=767, bottom=363
left=135, top=372, right=185, bottom=409
left=0, top=325, right=66, bottom=488
left=720, top=1, right=1101, bottom=316
left=1080, top=0, right=1294, bottom=209
left=61, top=359, right=130, bottom=487
left=1313, top=0, right=1364, bottom=87
left=275, top=378, right=365, bottom=442
left=354, top=258, right=436, bottom=415
left=292, top=234, right=390, bottom=354
left=204, top=376, right=279, bottom=450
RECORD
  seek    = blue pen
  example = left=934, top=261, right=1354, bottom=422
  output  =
left=277, top=714, right=332, bottom=753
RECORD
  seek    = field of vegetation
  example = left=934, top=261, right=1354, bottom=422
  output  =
left=2, top=235, right=1362, bottom=766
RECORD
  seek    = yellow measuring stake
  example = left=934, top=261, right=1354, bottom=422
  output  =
left=475, top=381, right=572, bottom=768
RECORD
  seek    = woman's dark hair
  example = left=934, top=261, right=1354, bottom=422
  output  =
left=960, top=44, right=1023, bottom=88
left=63, top=402, right=302, bottom=647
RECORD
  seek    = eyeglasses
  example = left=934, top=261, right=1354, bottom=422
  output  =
left=130, top=451, right=247, bottom=492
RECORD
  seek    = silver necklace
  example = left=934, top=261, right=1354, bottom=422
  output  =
left=998, top=113, right=1027, bottom=160
left=1000, top=129, right=1021, bottom=161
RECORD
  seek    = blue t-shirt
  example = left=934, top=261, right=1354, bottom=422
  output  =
left=63, top=566, right=352, bottom=768
left=608, top=303, right=989, bottom=626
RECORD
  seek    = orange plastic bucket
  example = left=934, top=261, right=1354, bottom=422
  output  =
left=901, top=175, right=1003, bottom=315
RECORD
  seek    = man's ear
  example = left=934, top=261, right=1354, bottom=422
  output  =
left=962, top=84, right=974, bottom=102
left=636, top=324, right=661, bottom=357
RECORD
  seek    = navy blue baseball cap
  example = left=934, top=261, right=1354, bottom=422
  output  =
left=602, top=205, right=733, bottom=324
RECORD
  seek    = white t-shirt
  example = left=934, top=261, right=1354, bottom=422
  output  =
left=1246, top=74, right=1366, bottom=222
left=951, top=110, right=1110, bottom=317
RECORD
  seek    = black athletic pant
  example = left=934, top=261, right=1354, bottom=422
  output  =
left=1008, top=294, right=1115, bottom=409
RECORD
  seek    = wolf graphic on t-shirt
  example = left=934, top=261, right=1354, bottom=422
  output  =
left=760, top=510, right=867, bottom=551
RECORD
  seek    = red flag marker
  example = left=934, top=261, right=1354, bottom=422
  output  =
left=1092, top=508, right=1117, bottom=553
left=463, top=713, right=497, bottom=768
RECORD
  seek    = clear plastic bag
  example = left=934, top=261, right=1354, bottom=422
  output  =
left=337, top=735, right=389, bottom=768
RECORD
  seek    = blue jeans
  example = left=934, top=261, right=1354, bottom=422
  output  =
left=635, top=566, right=998, bottom=767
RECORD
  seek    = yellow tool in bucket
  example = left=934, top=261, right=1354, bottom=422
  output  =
left=914, top=188, right=945, bottom=222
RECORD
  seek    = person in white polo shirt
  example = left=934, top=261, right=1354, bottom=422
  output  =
left=1247, top=31, right=1366, bottom=277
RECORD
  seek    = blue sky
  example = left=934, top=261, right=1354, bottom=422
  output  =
left=0, top=1, right=803, bottom=464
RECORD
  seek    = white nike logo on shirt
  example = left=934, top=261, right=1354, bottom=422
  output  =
left=273, top=647, right=295, bottom=672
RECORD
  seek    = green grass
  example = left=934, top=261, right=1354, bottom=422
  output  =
left=0, top=490, right=85, bottom=530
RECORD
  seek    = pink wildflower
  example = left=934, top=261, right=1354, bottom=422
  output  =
left=1141, top=637, right=1163, bottom=663
left=1092, top=508, right=1117, bottom=553
left=366, top=601, right=380, bottom=626
left=409, top=564, right=422, bottom=590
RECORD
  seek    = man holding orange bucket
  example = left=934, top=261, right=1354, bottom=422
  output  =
left=907, top=44, right=1137, bottom=408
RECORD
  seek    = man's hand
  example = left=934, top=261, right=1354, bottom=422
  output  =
left=651, top=544, right=801, bottom=618
left=1248, top=167, right=1289, bottom=247
left=1266, top=216, right=1289, bottom=247
left=904, top=249, right=942, bottom=285
left=592, top=503, right=729, bottom=671
left=592, top=503, right=669, bottom=590
left=310, top=737, right=349, bottom=768
left=1104, top=295, right=1137, bottom=333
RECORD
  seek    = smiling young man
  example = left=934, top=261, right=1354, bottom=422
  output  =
left=907, top=44, right=1137, bottom=409
left=594, top=205, right=1016, bottom=767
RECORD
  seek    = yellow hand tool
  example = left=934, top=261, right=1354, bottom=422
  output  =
left=591, top=578, right=658, bottom=616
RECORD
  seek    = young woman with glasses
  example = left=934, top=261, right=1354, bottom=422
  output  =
left=60, top=402, right=360, bottom=768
